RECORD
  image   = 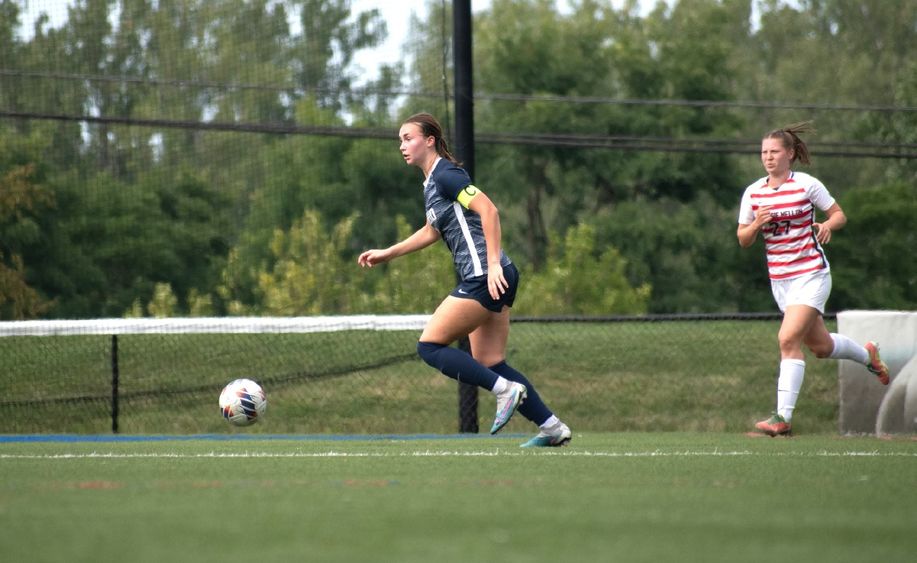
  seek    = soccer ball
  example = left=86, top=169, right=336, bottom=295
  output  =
left=219, top=378, right=267, bottom=426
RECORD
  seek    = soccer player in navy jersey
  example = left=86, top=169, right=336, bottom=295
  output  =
left=357, top=112, right=571, bottom=447
left=737, top=122, right=889, bottom=436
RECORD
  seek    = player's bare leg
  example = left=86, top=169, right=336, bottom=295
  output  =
left=417, top=297, right=526, bottom=434
left=807, top=315, right=890, bottom=384
left=755, top=305, right=820, bottom=436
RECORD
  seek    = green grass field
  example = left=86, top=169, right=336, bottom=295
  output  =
left=2, top=432, right=915, bottom=563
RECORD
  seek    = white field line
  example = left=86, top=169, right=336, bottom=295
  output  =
left=2, top=449, right=916, bottom=460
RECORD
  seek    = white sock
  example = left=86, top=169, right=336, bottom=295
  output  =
left=828, top=333, right=869, bottom=364
left=539, top=415, right=560, bottom=430
left=776, top=359, right=806, bottom=422
left=491, top=376, right=509, bottom=395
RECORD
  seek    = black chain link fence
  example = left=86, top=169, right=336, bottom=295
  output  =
left=1, top=314, right=851, bottom=435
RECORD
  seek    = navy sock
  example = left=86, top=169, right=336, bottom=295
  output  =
left=417, top=341, right=499, bottom=391
left=489, top=361, right=553, bottom=426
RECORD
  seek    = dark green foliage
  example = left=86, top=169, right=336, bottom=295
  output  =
left=0, top=0, right=913, bottom=317
left=829, top=182, right=917, bottom=310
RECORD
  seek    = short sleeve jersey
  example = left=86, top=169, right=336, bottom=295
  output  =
left=423, top=158, right=511, bottom=281
left=738, top=171, right=836, bottom=281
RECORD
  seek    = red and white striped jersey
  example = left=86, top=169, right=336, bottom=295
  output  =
left=738, top=171, right=836, bottom=281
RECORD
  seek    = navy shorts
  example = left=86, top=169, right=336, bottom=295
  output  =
left=450, top=262, right=519, bottom=312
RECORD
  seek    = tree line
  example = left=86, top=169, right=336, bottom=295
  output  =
left=0, top=0, right=914, bottom=320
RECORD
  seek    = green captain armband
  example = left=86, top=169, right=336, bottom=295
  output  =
left=456, top=184, right=481, bottom=209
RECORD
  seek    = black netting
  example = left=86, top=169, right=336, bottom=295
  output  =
left=0, top=315, right=848, bottom=435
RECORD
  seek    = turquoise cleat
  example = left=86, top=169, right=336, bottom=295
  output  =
left=520, top=422, right=572, bottom=448
left=490, top=382, right=527, bottom=435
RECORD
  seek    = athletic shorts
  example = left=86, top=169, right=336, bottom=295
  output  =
left=770, top=270, right=832, bottom=314
left=450, top=262, right=519, bottom=313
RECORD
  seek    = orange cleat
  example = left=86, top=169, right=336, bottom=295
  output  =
left=865, top=341, right=890, bottom=385
left=755, top=412, right=792, bottom=437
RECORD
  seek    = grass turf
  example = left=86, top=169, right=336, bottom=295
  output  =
left=2, top=432, right=915, bottom=563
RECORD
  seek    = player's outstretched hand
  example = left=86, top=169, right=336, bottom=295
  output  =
left=358, top=249, right=390, bottom=268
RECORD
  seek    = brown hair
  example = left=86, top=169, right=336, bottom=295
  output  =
left=763, top=121, right=814, bottom=165
left=402, top=112, right=460, bottom=165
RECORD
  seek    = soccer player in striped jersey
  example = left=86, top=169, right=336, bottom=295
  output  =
left=738, top=122, right=890, bottom=437
left=357, top=113, right=571, bottom=447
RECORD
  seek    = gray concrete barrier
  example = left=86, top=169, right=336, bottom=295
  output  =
left=837, top=310, right=917, bottom=435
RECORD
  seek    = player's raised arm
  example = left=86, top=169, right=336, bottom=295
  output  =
left=357, top=222, right=439, bottom=268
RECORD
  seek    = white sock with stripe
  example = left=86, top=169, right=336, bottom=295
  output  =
left=776, top=359, right=806, bottom=422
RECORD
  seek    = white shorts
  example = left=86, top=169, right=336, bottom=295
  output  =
left=770, top=270, right=832, bottom=314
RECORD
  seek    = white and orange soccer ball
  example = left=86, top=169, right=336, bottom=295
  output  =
left=219, top=378, right=267, bottom=426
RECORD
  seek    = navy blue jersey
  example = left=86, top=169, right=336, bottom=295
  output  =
left=423, top=158, right=512, bottom=281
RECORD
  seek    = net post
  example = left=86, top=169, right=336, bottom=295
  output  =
left=457, top=338, right=479, bottom=433
left=453, top=0, right=478, bottom=433
left=110, top=334, right=120, bottom=434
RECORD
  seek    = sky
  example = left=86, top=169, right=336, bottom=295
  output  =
left=342, top=0, right=427, bottom=84
left=15, top=0, right=658, bottom=86
left=15, top=0, right=468, bottom=84
left=349, top=1, right=657, bottom=83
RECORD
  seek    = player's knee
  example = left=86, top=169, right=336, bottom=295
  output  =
left=473, top=352, right=502, bottom=367
left=417, top=341, right=445, bottom=368
left=810, top=342, right=833, bottom=359
left=777, top=333, right=800, bottom=353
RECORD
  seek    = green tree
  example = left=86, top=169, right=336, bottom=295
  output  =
left=3, top=0, right=914, bottom=318
left=473, top=0, right=617, bottom=267
left=829, top=182, right=917, bottom=310
left=147, top=282, right=179, bottom=317
left=249, top=209, right=364, bottom=315
left=0, top=131, right=54, bottom=319
left=0, top=251, right=48, bottom=319
left=291, top=0, right=388, bottom=112
left=363, top=215, right=455, bottom=313
left=514, top=222, right=650, bottom=315
left=747, top=0, right=916, bottom=194
left=0, top=1, right=22, bottom=111
left=593, top=192, right=771, bottom=313
left=468, top=0, right=749, bottom=271
left=196, top=1, right=392, bottom=311
left=10, top=164, right=230, bottom=318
